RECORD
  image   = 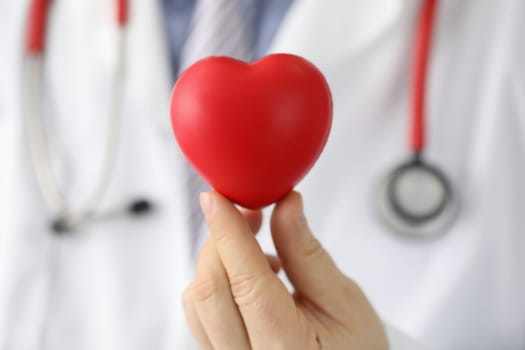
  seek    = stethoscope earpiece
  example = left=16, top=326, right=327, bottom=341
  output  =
left=50, top=217, right=73, bottom=235
left=127, top=199, right=154, bottom=216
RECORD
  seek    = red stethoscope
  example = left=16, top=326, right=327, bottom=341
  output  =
left=377, top=0, right=458, bottom=238
left=24, top=0, right=154, bottom=234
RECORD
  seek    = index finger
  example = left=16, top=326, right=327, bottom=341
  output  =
left=199, top=192, right=299, bottom=347
left=199, top=191, right=275, bottom=295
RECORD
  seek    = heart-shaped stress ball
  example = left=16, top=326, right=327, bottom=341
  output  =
left=170, top=54, right=332, bottom=209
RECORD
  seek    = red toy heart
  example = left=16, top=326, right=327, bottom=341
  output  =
left=170, top=54, right=332, bottom=209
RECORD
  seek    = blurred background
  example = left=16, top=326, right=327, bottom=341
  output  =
left=0, top=1, right=524, bottom=350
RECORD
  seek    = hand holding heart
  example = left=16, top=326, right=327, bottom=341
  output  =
left=172, top=55, right=387, bottom=348
left=182, top=191, right=388, bottom=349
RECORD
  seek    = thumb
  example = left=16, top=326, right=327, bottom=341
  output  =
left=270, top=192, right=360, bottom=311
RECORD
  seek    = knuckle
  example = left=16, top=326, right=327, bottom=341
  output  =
left=212, top=225, right=234, bottom=250
left=301, top=237, right=325, bottom=261
left=228, top=271, right=273, bottom=307
left=188, top=277, right=222, bottom=304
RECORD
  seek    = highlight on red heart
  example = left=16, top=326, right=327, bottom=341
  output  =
left=170, top=53, right=332, bottom=209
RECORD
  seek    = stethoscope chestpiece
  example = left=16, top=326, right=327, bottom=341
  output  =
left=376, top=156, right=459, bottom=239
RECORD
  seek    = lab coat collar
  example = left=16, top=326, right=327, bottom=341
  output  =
left=268, top=0, right=418, bottom=70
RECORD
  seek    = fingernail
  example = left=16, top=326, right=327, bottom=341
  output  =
left=200, top=192, right=213, bottom=216
left=295, top=193, right=309, bottom=235
left=297, top=193, right=306, bottom=221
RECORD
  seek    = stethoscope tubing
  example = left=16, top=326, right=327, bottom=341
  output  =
left=410, top=0, right=437, bottom=154
left=376, top=0, right=459, bottom=238
left=23, top=0, right=129, bottom=230
left=25, top=0, right=128, bottom=54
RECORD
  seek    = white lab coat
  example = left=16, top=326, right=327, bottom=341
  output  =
left=0, top=0, right=524, bottom=349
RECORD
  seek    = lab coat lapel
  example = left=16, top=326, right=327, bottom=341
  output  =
left=124, top=2, right=197, bottom=346
left=268, top=0, right=407, bottom=70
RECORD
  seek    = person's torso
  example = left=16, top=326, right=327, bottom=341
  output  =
left=0, top=0, right=524, bottom=349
